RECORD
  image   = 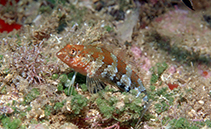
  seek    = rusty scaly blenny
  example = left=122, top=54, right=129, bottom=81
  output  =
left=56, top=44, right=148, bottom=101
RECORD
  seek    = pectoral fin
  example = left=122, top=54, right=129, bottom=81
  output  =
left=86, top=77, right=107, bottom=93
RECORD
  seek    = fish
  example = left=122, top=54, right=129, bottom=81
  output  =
left=56, top=44, right=148, bottom=101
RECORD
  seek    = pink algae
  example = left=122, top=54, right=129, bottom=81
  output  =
left=131, top=46, right=151, bottom=72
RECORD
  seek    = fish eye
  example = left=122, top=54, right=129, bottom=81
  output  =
left=68, top=47, right=77, bottom=57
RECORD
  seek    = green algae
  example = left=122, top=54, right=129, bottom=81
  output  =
left=70, top=94, right=88, bottom=114
left=23, top=88, right=40, bottom=105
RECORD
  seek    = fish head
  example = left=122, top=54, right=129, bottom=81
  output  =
left=56, top=44, right=87, bottom=75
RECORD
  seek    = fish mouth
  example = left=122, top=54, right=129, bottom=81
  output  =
left=56, top=48, right=69, bottom=62
left=56, top=50, right=65, bottom=58
left=56, top=44, right=73, bottom=59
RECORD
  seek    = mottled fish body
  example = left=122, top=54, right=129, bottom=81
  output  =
left=57, top=44, right=147, bottom=100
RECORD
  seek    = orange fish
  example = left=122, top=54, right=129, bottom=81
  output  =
left=56, top=44, right=147, bottom=100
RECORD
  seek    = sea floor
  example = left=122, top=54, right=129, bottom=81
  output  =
left=0, top=0, right=211, bottom=129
